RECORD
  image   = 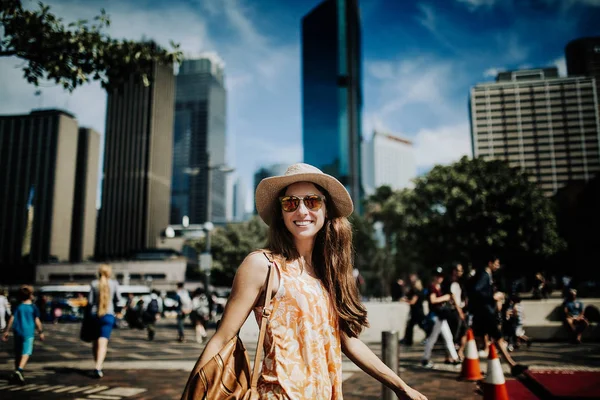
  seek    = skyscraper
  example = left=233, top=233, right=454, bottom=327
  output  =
left=0, top=110, right=80, bottom=281
left=470, top=68, right=600, bottom=195
left=232, top=177, right=248, bottom=222
left=301, top=0, right=363, bottom=210
left=171, top=54, right=228, bottom=225
left=362, top=131, right=416, bottom=194
left=95, top=62, right=176, bottom=259
left=566, top=37, right=600, bottom=114
left=70, top=127, right=101, bottom=262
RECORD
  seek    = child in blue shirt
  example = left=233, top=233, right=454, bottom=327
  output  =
left=1, top=285, right=45, bottom=384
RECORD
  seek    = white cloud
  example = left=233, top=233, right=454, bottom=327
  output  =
left=455, top=0, right=498, bottom=10
left=552, top=56, right=567, bottom=76
left=365, top=57, right=455, bottom=119
left=413, top=122, right=471, bottom=168
left=483, top=67, right=501, bottom=78
left=415, top=4, right=461, bottom=53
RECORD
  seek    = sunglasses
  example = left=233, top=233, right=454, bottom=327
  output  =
left=279, top=194, right=325, bottom=212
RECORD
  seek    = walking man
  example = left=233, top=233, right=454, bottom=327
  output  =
left=468, top=255, right=528, bottom=376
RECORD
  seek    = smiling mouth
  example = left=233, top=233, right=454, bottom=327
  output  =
left=294, top=221, right=313, bottom=226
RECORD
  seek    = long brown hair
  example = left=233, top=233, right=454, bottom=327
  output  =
left=266, top=184, right=368, bottom=338
left=97, top=264, right=112, bottom=317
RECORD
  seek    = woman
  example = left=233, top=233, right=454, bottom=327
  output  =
left=194, top=163, right=426, bottom=400
left=88, top=264, right=120, bottom=378
left=421, top=269, right=461, bottom=368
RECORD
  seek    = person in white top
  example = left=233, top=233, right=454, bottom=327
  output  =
left=176, top=282, right=192, bottom=342
left=0, top=289, right=11, bottom=331
left=448, top=264, right=468, bottom=360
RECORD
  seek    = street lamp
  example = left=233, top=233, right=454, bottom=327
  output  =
left=195, top=161, right=235, bottom=298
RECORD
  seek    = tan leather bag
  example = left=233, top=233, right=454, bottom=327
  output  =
left=180, top=254, right=275, bottom=400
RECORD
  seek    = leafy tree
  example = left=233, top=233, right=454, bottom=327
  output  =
left=0, top=0, right=182, bottom=91
left=191, top=217, right=269, bottom=286
left=399, top=156, right=564, bottom=277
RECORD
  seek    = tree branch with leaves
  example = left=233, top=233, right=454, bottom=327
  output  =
left=0, top=0, right=182, bottom=91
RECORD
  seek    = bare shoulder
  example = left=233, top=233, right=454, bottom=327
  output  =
left=234, top=251, right=271, bottom=287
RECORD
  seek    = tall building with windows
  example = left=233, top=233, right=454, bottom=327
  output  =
left=171, top=54, right=228, bottom=226
left=70, top=127, right=101, bottom=262
left=362, top=131, right=416, bottom=194
left=95, top=62, right=176, bottom=259
left=301, top=0, right=363, bottom=211
left=232, top=177, right=248, bottom=222
left=469, top=67, right=600, bottom=195
left=566, top=37, right=600, bottom=114
left=0, top=110, right=96, bottom=281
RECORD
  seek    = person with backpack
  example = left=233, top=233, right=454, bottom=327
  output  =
left=142, top=290, right=162, bottom=341
left=190, top=288, right=210, bottom=343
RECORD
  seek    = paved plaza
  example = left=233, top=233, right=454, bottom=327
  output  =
left=0, top=319, right=598, bottom=399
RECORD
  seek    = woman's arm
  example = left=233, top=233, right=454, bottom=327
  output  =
left=194, top=252, right=275, bottom=369
left=429, top=291, right=451, bottom=305
left=341, top=332, right=427, bottom=400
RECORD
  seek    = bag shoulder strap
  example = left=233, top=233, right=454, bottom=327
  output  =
left=250, top=252, right=276, bottom=389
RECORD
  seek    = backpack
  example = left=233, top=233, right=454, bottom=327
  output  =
left=147, top=298, right=159, bottom=315
left=142, top=298, right=159, bottom=323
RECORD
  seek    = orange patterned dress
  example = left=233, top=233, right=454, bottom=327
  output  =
left=256, top=261, right=343, bottom=399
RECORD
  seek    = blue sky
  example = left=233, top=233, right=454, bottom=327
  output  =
left=1, top=0, right=600, bottom=210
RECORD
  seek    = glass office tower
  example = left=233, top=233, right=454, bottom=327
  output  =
left=301, top=0, right=363, bottom=211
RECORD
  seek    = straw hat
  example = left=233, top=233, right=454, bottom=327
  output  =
left=255, top=163, right=354, bottom=226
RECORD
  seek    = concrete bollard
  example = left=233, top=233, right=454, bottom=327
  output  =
left=382, top=330, right=399, bottom=400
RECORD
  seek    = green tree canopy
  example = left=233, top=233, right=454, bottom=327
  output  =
left=191, top=217, right=269, bottom=286
left=396, top=156, right=564, bottom=276
left=0, top=0, right=182, bottom=91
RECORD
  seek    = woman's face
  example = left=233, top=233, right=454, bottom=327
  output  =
left=281, top=182, right=327, bottom=242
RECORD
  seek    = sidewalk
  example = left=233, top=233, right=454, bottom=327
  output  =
left=1, top=320, right=598, bottom=399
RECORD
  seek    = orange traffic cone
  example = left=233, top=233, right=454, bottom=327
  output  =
left=460, top=328, right=483, bottom=381
left=482, top=343, right=509, bottom=400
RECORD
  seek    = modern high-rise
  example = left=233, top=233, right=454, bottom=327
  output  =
left=362, top=131, right=416, bottom=194
left=70, top=128, right=101, bottom=262
left=470, top=67, right=600, bottom=195
left=302, top=0, right=363, bottom=211
left=171, top=54, right=228, bottom=226
left=232, top=177, right=248, bottom=222
left=566, top=37, right=600, bottom=114
left=95, top=62, right=176, bottom=259
left=0, top=110, right=79, bottom=281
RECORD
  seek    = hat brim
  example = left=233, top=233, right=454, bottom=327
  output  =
left=255, top=172, right=353, bottom=226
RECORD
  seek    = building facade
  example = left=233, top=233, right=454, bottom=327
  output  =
left=70, top=128, right=100, bottom=262
left=171, top=55, right=228, bottom=226
left=95, top=62, right=176, bottom=259
left=566, top=37, right=600, bottom=116
left=362, top=131, right=416, bottom=194
left=301, top=0, right=363, bottom=210
left=0, top=110, right=80, bottom=281
left=232, top=177, right=248, bottom=222
left=470, top=68, right=600, bottom=195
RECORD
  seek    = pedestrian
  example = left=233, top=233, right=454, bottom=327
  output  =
left=190, top=288, right=210, bottom=343
left=189, top=163, right=427, bottom=399
left=175, top=282, right=192, bottom=342
left=421, top=268, right=461, bottom=368
left=468, top=255, right=528, bottom=376
left=563, top=289, right=588, bottom=344
left=445, top=263, right=468, bottom=360
left=400, top=278, right=427, bottom=346
left=1, top=285, right=45, bottom=385
left=142, top=290, right=162, bottom=341
left=0, top=288, right=11, bottom=332
left=88, top=264, right=120, bottom=378
left=503, top=295, right=532, bottom=350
